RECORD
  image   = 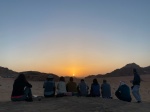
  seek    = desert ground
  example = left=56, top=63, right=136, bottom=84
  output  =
left=0, top=75, right=150, bottom=112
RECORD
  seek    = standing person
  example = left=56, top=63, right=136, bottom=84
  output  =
left=66, top=77, right=77, bottom=95
left=11, top=73, right=33, bottom=102
left=131, top=68, right=141, bottom=103
left=115, top=81, right=132, bottom=102
left=101, top=80, right=112, bottom=99
left=43, top=75, right=55, bottom=97
left=90, top=78, right=100, bottom=97
left=56, top=76, right=67, bottom=97
left=77, top=79, right=89, bottom=96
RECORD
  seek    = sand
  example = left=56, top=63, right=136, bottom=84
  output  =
left=0, top=75, right=150, bottom=112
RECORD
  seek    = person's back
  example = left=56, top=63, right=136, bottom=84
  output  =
left=57, top=81, right=67, bottom=94
left=78, top=79, right=88, bottom=96
left=43, top=75, right=55, bottom=97
left=90, top=79, right=100, bottom=97
left=11, top=78, right=32, bottom=96
left=66, top=77, right=77, bottom=93
left=67, top=82, right=77, bottom=92
left=11, top=74, right=33, bottom=102
left=115, top=82, right=132, bottom=102
left=101, top=80, right=111, bottom=98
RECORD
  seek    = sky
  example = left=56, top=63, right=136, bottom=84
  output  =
left=0, top=0, right=150, bottom=77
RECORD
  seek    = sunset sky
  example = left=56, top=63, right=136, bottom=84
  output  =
left=0, top=0, right=150, bottom=77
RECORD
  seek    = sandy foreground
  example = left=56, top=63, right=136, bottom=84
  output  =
left=0, top=75, right=150, bottom=112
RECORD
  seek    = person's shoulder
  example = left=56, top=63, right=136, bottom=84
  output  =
left=73, top=82, right=77, bottom=84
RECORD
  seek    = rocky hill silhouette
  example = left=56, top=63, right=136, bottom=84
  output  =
left=20, top=71, right=59, bottom=81
left=0, top=66, right=59, bottom=81
left=0, top=66, right=18, bottom=78
left=85, top=63, right=150, bottom=78
left=1, top=63, right=150, bottom=80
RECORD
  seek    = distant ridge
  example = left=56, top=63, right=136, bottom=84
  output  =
left=20, top=71, right=59, bottom=81
left=0, top=66, right=59, bottom=81
left=85, top=63, right=150, bottom=78
left=0, top=66, right=18, bottom=78
left=1, top=63, right=150, bottom=80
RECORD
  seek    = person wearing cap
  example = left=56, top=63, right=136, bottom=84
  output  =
left=130, top=68, right=141, bottom=103
left=101, top=80, right=112, bottom=99
left=43, top=75, right=55, bottom=97
left=115, top=81, right=132, bottom=102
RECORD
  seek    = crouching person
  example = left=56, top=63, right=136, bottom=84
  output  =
left=115, top=81, right=132, bottom=102
left=11, top=74, right=33, bottom=102
left=43, top=75, right=55, bottom=97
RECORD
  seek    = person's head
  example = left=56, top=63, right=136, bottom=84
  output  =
left=47, top=75, right=53, bottom=81
left=59, top=76, right=65, bottom=82
left=93, top=78, right=98, bottom=84
left=70, top=77, right=73, bottom=82
left=103, top=79, right=107, bottom=83
left=16, top=73, right=26, bottom=82
left=81, top=79, right=84, bottom=82
left=120, top=81, right=125, bottom=86
left=133, top=68, right=137, bottom=74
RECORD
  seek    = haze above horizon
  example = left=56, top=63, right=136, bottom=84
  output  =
left=0, top=0, right=150, bottom=77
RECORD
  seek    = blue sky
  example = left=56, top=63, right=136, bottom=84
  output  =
left=0, top=0, right=150, bottom=77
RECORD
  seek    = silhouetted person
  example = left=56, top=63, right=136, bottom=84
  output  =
left=43, top=75, right=55, bottom=97
left=101, top=80, right=112, bottom=98
left=115, top=81, right=132, bottom=102
left=56, top=76, right=67, bottom=97
left=130, top=68, right=141, bottom=103
left=77, top=79, right=89, bottom=96
left=66, top=77, right=77, bottom=95
left=11, top=73, right=33, bottom=102
left=90, top=78, right=100, bottom=97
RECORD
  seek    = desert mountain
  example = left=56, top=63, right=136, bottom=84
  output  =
left=0, top=66, right=59, bottom=81
left=0, top=66, right=18, bottom=78
left=86, top=63, right=150, bottom=78
left=20, top=71, right=59, bottom=81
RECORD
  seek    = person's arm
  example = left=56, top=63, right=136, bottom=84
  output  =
left=66, top=83, right=68, bottom=92
left=53, top=82, right=55, bottom=92
left=25, top=81, right=32, bottom=88
left=43, top=81, right=46, bottom=88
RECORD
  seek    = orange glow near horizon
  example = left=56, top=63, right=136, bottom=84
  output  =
left=11, top=62, right=116, bottom=77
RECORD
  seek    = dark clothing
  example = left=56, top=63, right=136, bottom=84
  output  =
left=11, top=79, right=32, bottom=97
left=90, top=83, right=100, bottom=97
left=115, top=85, right=132, bottom=102
left=66, top=81, right=77, bottom=92
left=133, top=73, right=141, bottom=86
left=101, top=83, right=111, bottom=98
left=78, top=82, right=89, bottom=96
left=43, top=81, right=55, bottom=97
left=11, top=87, right=32, bottom=101
left=132, top=71, right=141, bottom=102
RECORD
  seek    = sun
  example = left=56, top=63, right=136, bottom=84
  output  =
left=73, top=74, right=75, bottom=76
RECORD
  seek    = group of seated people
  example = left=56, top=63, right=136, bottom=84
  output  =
left=11, top=73, right=132, bottom=102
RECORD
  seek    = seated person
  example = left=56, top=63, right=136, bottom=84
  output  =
left=66, top=77, right=77, bottom=95
left=56, top=76, right=67, bottom=97
left=43, top=75, right=55, bottom=97
left=115, top=81, right=132, bottom=102
left=77, top=79, right=89, bottom=96
left=90, top=78, right=100, bottom=97
left=11, top=73, right=33, bottom=102
left=101, top=80, right=112, bottom=99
